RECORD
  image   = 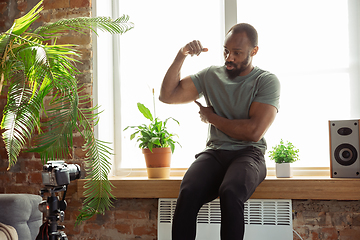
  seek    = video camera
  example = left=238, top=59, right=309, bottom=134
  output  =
left=38, top=161, right=81, bottom=240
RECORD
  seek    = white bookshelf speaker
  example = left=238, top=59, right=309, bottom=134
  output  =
left=329, top=120, right=360, bottom=178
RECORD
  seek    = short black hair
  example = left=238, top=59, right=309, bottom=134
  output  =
left=227, top=23, right=258, bottom=47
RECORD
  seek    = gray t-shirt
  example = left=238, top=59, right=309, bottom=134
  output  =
left=191, top=65, right=281, bottom=154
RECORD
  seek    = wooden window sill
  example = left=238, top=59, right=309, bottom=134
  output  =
left=77, top=175, right=360, bottom=200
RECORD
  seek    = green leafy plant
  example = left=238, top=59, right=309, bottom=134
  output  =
left=269, top=139, right=300, bottom=163
left=0, top=1, right=133, bottom=224
left=124, top=89, right=180, bottom=153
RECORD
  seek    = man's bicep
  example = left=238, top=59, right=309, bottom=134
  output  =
left=249, top=102, right=278, bottom=138
left=172, top=76, right=200, bottom=104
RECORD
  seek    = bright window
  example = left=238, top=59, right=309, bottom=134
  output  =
left=236, top=0, right=350, bottom=167
left=119, top=0, right=223, bottom=169
left=95, top=0, right=358, bottom=173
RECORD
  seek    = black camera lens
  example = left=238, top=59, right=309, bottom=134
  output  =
left=67, top=164, right=81, bottom=181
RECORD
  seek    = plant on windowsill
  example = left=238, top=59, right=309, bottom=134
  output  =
left=123, top=89, right=180, bottom=178
left=0, top=1, right=133, bottom=224
left=268, top=139, right=300, bottom=178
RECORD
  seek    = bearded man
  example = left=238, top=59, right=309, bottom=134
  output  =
left=159, top=23, right=280, bottom=240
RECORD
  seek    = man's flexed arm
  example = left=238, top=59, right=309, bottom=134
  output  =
left=159, top=40, right=208, bottom=104
left=195, top=101, right=277, bottom=142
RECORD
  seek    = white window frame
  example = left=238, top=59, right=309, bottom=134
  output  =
left=92, top=0, right=360, bottom=177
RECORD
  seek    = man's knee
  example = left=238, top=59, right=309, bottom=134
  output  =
left=178, top=184, right=196, bottom=198
left=219, top=182, right=250, bottom=203
left=178, top=179, right=203, bottom=199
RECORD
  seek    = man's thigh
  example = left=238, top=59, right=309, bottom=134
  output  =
left=220, top=148, right=266, bottom=202
left=180, top=151, right=226, bottom=203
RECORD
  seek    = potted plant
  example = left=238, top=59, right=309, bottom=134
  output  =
left=269, top=139, right=300, bottom=178
left=124, top=89, right=180, bottom=178
left=0, top=1, right=133, bottom=224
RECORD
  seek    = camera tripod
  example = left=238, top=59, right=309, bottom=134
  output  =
left=39, top=185, right=69, bottom=240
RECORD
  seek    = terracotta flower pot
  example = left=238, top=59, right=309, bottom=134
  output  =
left=142, top=147, right=172, bottom=178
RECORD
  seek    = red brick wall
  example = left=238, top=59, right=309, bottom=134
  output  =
left=293, top=200, right=360, bottom=240
left=0, top=1, right=359, bottom=240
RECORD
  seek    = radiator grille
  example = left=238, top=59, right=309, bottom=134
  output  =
left=158, top=199, right=176, bottom=224
left=159, top=198, right=292, bottom=226
left=197, top=200, right=221, bottom=224
left=158, top=198, right=293, bottom=240
left=244, top=200, right=292, bottom=226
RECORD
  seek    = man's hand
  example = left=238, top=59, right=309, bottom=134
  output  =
left=194, top=100, right=215, bottom=124
left=181, top=40, right=208, bottom=57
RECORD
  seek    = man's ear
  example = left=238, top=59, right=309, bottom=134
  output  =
left=251, top=46, right=259, bottom=56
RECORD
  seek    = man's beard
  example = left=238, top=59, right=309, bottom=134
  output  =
left=225, top=54, right=251, bottom=79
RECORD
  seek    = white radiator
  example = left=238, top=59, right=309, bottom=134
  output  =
left=158, top=198, right=293, bottom=240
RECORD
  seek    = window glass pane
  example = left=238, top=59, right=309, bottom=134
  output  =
left=237, top=0, right=350, bottom=167
left=119, top=0, right=223, bottom=168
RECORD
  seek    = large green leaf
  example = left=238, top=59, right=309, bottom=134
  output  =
left=137, top=102, right=153, bottom=121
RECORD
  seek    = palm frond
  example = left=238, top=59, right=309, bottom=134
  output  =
left=9, top=1, right=43, bottom=36
left=29, top=90, right=78, bottom=162
left=1, top=40, right=56, bottom=169
left=1, top=72, right=42, bottom=169
left=74, top=95, right=114, bottom=224
left=34, top=15, right=134, bottom=37
left=0, top=0, right=42, bottom=60
left=76, top=138, right=114, bottom=224
left=2, top=37, right=78, bottom=164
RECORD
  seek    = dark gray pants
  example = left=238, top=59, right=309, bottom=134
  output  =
left=172, top=146, right=267, bottom=240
